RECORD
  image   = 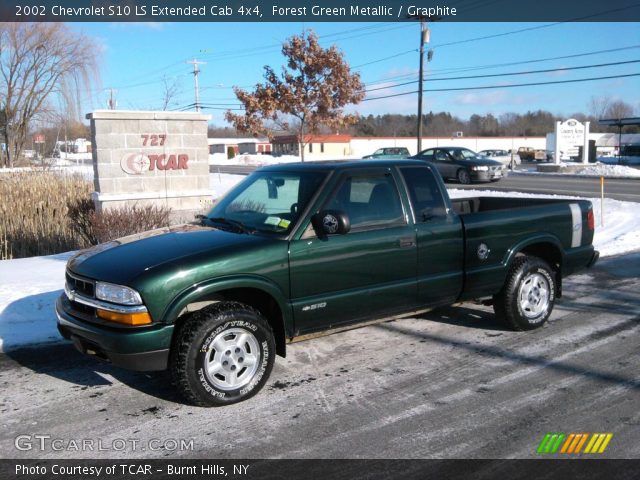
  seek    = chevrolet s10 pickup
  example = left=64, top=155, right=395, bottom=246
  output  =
left=57, top=160, right=598, bottom=406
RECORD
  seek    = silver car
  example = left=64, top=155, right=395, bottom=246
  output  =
left=478, top=149, right=521, bottom=166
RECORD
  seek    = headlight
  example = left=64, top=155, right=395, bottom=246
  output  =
left=472, top=166, right=489, bottom=171
left=95, top=282, right=143, bottom=305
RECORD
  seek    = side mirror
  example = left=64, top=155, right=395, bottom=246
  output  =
left=312, top=210, right=350, bottom=236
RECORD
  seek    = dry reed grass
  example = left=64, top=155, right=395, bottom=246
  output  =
left=0, top=171, right=92, bottom=259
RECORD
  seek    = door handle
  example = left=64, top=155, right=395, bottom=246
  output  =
left=399, top=237, right=416, bottom=248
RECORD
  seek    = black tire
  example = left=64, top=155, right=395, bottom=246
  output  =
left=493, top=255, right=556, bottom=331
left=457, top=169, right=472, bottom=184
left=170, top=301, right=275, bottom=406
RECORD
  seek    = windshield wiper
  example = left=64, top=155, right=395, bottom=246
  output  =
left=207, top=217, right=254, bottom=234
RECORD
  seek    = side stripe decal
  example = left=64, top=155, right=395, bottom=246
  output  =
left=569, top=203, right=582, bottom=248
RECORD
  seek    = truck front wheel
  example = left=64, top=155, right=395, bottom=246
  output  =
left=493, top=256, right=556, bottom=331
left=170, top=302, right=275, bottom=406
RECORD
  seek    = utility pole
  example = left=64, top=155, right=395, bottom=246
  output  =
left=416, top=21, right=431, bottom=153
left=187, top=59, right=207, bottom=112
left=107, top=89, right=117, bottom=110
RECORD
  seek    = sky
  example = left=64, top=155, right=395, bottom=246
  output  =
left=72, top=21, right=640, bottom=125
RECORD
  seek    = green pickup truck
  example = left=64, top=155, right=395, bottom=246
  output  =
left=57, top=160, right=598, bottom=406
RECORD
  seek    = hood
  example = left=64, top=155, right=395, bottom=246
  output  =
left=67, top=224, right=274, bottom=285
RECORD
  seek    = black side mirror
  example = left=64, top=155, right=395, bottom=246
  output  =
left=312, top=210, right=351, bottom=236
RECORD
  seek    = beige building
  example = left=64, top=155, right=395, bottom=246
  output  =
left=272, top=134, right=352, bottom=157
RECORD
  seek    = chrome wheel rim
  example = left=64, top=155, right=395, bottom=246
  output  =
left=518, top=272, right=550, bottom=319
left=204, top=328, right=261, bottom=391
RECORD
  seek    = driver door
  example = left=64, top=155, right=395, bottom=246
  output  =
left=288, top=168, right=417, bottom=334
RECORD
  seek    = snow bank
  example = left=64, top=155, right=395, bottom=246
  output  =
left=513, top=162, right=640, bottom=178
left=573, top=164, right=640, bottom=178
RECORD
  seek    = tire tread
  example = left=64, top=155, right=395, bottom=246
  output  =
left=170, top=301, right=273, bottom=407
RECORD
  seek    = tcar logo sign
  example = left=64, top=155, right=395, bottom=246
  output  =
left=121, top=153, right=150, bottom=175
left=120, top=153, right=189, bottom=175
left=120, top=134, right=190, bottom=175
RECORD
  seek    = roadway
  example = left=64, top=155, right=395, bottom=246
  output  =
left=210, top=164, right=640, bottom=202
left=1, top=254, right=638, bottom=460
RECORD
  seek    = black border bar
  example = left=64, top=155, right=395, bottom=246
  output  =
left=1, top=0, right=640, bottom=22
left=1, top=459, right=639, bottom=480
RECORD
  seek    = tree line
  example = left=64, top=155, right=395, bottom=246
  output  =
left=347, top=101, right=638, bottom=138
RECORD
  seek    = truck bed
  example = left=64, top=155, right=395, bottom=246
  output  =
left=449, top=196, right=595, bottom=300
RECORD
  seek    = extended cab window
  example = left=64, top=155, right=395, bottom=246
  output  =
left=400, top=167, right=447, bottom=222
left=325, top=173, right=405, bottom=230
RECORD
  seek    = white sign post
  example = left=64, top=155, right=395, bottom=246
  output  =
left=555, top=118, right=589, bottom=164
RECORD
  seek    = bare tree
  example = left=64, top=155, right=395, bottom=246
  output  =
left=160, top=75, right=181, bottom=111
left=226, top=30, right=364, bottom=161
left=605, top=100, right=634, bottom=120
left=0, top=23, right=99, bottom=167
left=588, top=96, right=612, bottom=120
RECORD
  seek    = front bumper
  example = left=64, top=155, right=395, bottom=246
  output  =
left=470, top=169, right=507, bottom=182
left=56, top=295, right=173, bottom=371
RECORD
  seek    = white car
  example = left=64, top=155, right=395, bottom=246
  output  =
left=477, top=149, right=521, bottom=166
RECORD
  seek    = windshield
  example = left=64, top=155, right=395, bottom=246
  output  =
left=206, top=171, right=327, bottom=235
left=445, top=148, right=477, bottom=160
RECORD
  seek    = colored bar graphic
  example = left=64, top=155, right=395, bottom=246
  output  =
left=560, top=434, right=575, bottom=454
left=537, top=433, right=552, bottom=454
left=539, top=433, right=613, bottom=455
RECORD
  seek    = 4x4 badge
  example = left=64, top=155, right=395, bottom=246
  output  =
left=477, top=243, right=490, bottom=260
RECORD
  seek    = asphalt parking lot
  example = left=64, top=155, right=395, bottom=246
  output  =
left=0, top=253, right=638, bottom=459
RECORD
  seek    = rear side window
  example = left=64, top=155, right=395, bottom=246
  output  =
left=400, top=167, right=447, bottom=222
left=325, top=173, right=405, bottom=230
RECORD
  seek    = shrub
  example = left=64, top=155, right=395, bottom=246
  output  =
left=88, top=204, right=171, bottom=244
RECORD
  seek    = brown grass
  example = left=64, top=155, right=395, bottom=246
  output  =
left=1, top=171, right=173, bottom=260
left=0, top=171, right=93, bottom=259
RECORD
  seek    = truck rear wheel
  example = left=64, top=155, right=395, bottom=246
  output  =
left=170, top=301, right=275, bottom=406
left=493, top=255, right=555, bottom=331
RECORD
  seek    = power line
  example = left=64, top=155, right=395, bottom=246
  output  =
left=363, top=59, right=640, bottom=93
left=361, top=45, right=640, bottom=87
left=363, top=72, right=640, bottom=101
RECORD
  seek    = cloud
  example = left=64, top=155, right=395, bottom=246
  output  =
left=545, top=66, right=570, bottom=78
left=452, top=90, right=508, bottom=106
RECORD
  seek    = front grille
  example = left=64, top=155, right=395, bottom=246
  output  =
left=70, top=300, right=95, bottom=316
left=66, top=271, right=95, bottom=297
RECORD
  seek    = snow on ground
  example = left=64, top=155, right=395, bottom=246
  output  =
left=0, top=164, right=93, bottom=180
left=573, top=164, right=640, bottom=178
left=209, top=173, right=245, bottom=199
left=209, top=153, right=360, bottom=165
left=0, top=252, right=74, bottom=352
left=1, top=177, right=639, bottom=352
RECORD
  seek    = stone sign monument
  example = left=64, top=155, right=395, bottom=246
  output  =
left=87, top=110, right=212, bottom=222
left=553, top=118, right=590, bottom=164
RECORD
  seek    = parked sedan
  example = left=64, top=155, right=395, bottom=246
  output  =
left=362, top=147, right=410, bottom=159
left=412, top=147, right=506, bottom=184
left=478, top=149, right=521, bottom=166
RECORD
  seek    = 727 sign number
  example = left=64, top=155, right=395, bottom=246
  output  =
left=141, top=134, right=166, bottom=146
